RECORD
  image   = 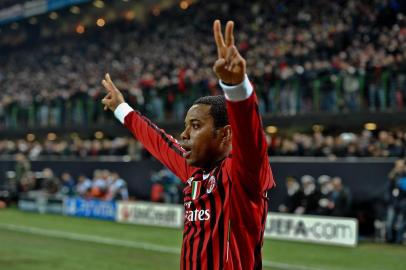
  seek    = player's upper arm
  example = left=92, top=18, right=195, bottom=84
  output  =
left=220, top=76, right=275, bottom=195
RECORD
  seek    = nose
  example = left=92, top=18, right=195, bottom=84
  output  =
left=180, top=127, right=190, bottom=141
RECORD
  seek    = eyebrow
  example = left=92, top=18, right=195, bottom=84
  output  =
left=184, top=119, right=202, bottom=125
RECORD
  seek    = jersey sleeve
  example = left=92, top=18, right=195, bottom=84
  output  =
left=220, top=75, right=275, bottom=195
left=114, top=103, right=196, bottom=182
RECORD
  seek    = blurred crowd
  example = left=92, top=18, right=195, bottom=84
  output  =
left=150, top=168, right=182, bottom=204
left=0, top=136, right=145, bottom=160
left=278, top=174, right=351, bottom=217
left=268, top=129, right=406, bottom=158
left=12, top=154, right=129, bottom=201
left=1, top=129, right=405, bottom=159
left=1, top=0, right=406, bottom=129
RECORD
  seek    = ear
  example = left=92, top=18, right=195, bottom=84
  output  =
left=220, top=125, right=232, bottom=144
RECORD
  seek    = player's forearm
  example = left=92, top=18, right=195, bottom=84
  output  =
left=114, top=103, right=191, bottom=182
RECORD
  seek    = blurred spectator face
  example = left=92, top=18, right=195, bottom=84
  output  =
left=15, top=153, right=26, bottom=162
left=111, top=172, right=119, bottom=181
left=286, top=177, right=298, bottom=189
left=43, top=168, right=54, bottom=178
left=93, top=170, right=102, bottom=180
left=102, top=170, right=110, bottom=180
left=78, top=175, right=86, bottom=183
left=301, top=175, right=315, bottom=189
left=332, top=177, right=343, bottom=192
left=394, top=159, right=405, bottom=171
left=379, top=131, right=388, bottom=142
left=61, top=172, right=71, bottom=182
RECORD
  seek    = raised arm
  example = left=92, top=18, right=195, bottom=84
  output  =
left=213, top=20, right=274, bottom=195
left=101, top=74, right=195, bottom=182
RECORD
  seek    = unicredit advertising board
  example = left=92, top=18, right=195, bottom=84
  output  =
left=264, top=212, right=358, bottom=247
left=116, top=201, right=183, bottom=228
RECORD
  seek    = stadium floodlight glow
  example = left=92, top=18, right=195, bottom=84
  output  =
left=266, top=126, right=278, bottom=134
left=26, top=133, right=36, bottom=142
left=49, top=12, right=58, bottom=20
left=93, top=0, right=105, bottom=8
left=76, top=24, right=85, bottom=34
left=312, top=124, right=324, bottom=132
left=95, top=131, right=104, bottom=139
left=96, top=18, right=106, bottom=27
left=364, top=122, right=377, bottom=131
left=180, top=1, right=189, bottom=10
left=125, top=10, right=135, bottom=21
left=29, top=17, right=38, bottom=25
left=47, top=133, right=57, bottom=141
left=70, top=6, right=80, bottom=14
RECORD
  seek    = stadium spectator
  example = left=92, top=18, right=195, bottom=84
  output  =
left=316, top=175, right=334, bottom=215
left=13, top=153, right=35, bottom=193
left=278, top=176, right=303, bottom=213
left=90, top=169, right=108, bottom=199
left=60, top=172, right=76, bottom=196
left=150, top=181, right=165, bottom=203
left=106, top=172, right=129, bottom=201
left=296, top=175, right=320, bottom=215
left=386, top=158, right=406, bottom=243
left=150, top=168, right=182, bottom=204
left=76, top=174, right=92, bottom=198
left=41, top=168, right=60, bottom=195
left=330, top=177, right=352, bottom=216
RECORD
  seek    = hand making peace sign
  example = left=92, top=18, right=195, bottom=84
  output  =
left=213, top=20, right=246, bottom=85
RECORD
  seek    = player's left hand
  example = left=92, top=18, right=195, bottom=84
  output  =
left=213, top=20, right=246, bottom=85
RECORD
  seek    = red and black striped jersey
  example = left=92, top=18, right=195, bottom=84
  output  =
left=120, top=83, right=275, bottom=269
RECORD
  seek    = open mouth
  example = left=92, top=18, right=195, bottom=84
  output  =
left=180, top=143, right=192, bottom=159
left=183, top=150, right=192, bottom=159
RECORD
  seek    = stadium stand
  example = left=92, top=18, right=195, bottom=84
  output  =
left=1, top=0, right=406, bottom=130
left=0, top=129, right=405, bottom=159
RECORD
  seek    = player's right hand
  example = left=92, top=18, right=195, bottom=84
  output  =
left=213, top=20, right=246, bottom=85
left=101, top=73, right=125, bottom=112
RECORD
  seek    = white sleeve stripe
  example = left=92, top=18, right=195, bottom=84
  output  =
left=219, top=74, right=253, bottom=102
left=114, top=103, right=134, bottom=124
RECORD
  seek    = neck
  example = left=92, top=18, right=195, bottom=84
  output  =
left=202, top=152, right=229, bottom=171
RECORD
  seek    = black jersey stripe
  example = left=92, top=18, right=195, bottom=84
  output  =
left=216, top=169, right=226, bottom=270
left=254, top=198, right=268, bottom=270
left=195, top=198, right=206, bottom=270
left=136, top=111, right=184, bottom=156
left=188, top=204, right=197, bottom=270
left=182, top=225, right=192, bottom=270
left=207, top=193, right=216, bottom=270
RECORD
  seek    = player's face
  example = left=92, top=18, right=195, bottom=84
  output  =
left=180, top=104, right=226, bottom=169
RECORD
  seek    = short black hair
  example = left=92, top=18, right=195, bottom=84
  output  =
left=193, top=95, right=229, bottom=128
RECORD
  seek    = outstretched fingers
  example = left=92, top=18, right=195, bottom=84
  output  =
left=102, top=73, right=118, bottom=93
left=213, top=20, right=226, bottom=58
left=225, top=21, right=234, bottom=47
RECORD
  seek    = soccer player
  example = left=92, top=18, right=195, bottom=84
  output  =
left=102, top=20, right=275, bottom=270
